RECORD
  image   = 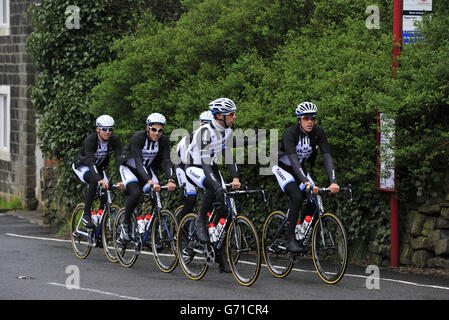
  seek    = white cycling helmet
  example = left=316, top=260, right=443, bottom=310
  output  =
left=209, top=98, right=237, bottom=115
left=296, top=102, right=318, bottom=118
left=199, top=110, right=213, bottom=123
left=96, top=115, right=114, bottom=127
left=146, top=112, right=166, bottom=126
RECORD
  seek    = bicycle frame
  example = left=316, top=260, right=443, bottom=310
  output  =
left=269, top=185, right=352, bottom=250
left=139, top=186, right=175, bottom=247
left=207, top=185, right=266, bottom=250
left=93, top=187, right=116, bottom=240
left=73, top=185, right=117, bottom=239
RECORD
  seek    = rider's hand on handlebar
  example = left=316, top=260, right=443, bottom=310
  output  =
left=305, top=182, right=318, bottom=195
left=328, top=183, right=340, bottom=194
left=98, top=180, right=109, bottom=190
left=231, top=178, right=241, bottom=190
left=148, top=180, right=161, bottom=192
left=116, top=181, right=125, bottom=191
left=167, top=181, right=176, bottom=192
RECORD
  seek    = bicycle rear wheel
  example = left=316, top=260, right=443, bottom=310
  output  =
left=113, top=209, right=140, bottom=268
left=101, top=204, right=121, bottom=263
left=262, top=211, right=293, bottom=278
left=151, top=209, right=179, bottom=273
left=227, top=216, right=261, bottom=286
left=312, top=213, right=348, bottom=284
left=177, top=213, right=208, bottom=281
left=71, top=203, right=92, bottom=259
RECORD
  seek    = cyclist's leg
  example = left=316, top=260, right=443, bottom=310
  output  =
left=185, top=166, right=211, bottom=242
left=211, top=166, right=231, bottom=273
left=272, top=165, right=303, bottom=253
left=175, top=165, right=197, bottom=221
left=119, top=165, right=142, bottom=241
left=72, top=164, right=99, bottom=229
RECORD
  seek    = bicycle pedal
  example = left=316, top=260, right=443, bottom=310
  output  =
left=291, top=255, right=301, bottom=264
left=87, top=229, right=95, bottom=247
left=95, top=239, right=103, bottom=248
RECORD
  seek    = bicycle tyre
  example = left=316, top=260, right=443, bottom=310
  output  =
left=173, top=204, right=184, bottom=223
left=227, top=216, right=261, bottom=286
left=151, top=209, right=179, bottom=273
left=70, top=203, right=92, bottom=259
left=312, top=213, right=348, bottom=284
left=177, top=213, right=208, bottom=281
left=101, top=204, right=121, bottom=263
left=113, top=208, right=140, bottom=268
left=262, top=210, right=294, bottom=278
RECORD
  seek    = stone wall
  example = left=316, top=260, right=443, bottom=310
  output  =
left=400, top=195, right=449, bottom=269
left=40, top=162, right=70, bottom=226
left=365, top=173, right=449, bottom=270
left=0, top=0, right=39, bottom=209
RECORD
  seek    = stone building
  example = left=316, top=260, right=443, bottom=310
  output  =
left=0, top=0, right=42, bottom=209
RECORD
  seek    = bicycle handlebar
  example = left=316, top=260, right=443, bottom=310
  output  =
left=305, top=184, right=352, bottom=201
left=224, top=183, right=267, bottom=203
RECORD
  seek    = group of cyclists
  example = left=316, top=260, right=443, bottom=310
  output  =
left=72, top=98, right=340, bottom=273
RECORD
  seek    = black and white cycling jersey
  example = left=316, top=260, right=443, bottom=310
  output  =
left=73, top=132, right=122, bottom=182
left=120, top=130, right=174, bottom=183
left=275, top=124, right=337, bottom=185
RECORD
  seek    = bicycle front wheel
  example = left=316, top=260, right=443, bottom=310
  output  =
left=227, top=216, right=261, bottom=286
left=101, top=204, right=121, bottom=263
left=151, top=209, right=179, bottom=273
left=312, top=213, right=348, bottom=284
left=262, top=211, right=293, bottom=278
left=71, top=203, right=92, bottom=259
left=113, top=208, right=140, bottom=268
left=177, top=213, right=208, bottom=281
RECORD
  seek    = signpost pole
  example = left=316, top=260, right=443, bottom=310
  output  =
left=390, top=0, right=402, bottom=268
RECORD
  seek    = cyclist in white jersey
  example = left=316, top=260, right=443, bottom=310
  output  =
left=184, top=98, right=241, bottom=273
left=174, top=111, right=214, bottom=221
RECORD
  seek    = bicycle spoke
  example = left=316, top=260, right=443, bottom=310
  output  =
left=227, top=216, right=261, bottom=286
left=312, top=213, right=348, bottom=284
left=262, top=211, right=293, bottom=278
left=152, top=210, right=178, bottom=273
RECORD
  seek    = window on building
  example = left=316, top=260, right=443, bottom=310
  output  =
left=0, top=0, right=10, bottom=36
left=0, top=86, right=10, bottom=161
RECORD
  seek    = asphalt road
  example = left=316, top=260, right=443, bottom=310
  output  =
left=1, top=211, right=449, bottom=310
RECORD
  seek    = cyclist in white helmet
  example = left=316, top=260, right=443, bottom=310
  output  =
left=118, top=112, right=176, bottom=242
left=272, top=102, right=339, bottom=253
left=181, top=98, right=240, bottom=273
left=72, top=115, right=123, bottom=229
left=174, top=110, right=214, bottom=222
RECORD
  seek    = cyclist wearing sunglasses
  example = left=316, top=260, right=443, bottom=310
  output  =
left=118, top=112, right=176, bottom=241
left=183, top=98, right=240, bottom=273
left=72, top=115, right=123, bottom=228
left=272, top=102, right=339, bottom=253
left=174, top=110, right=214, bottom=222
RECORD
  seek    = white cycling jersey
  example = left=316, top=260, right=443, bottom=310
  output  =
left=183, top=121, right=233, bottom=166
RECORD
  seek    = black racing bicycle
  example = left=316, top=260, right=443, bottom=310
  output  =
left=262, top=185, right=352, bottom=284
left=113, top=184, right=178, bottom=273
left=71, top=183, right=121, bottom=263
left=177, top=184, right=265, bottom=286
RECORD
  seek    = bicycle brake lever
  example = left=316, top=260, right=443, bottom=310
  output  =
left=261, top=188, right=267, bottom=203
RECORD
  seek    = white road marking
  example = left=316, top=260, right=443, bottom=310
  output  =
left=6, top=232, right=449, bottom=292
left=47, top=282, right=142, bottom=300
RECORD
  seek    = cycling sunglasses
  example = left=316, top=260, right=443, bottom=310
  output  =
left=100, top=127, right=113, bottom=132
left=149, top=126, right=164, bottom=133
left=298, top=115, right=316, bottom=121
